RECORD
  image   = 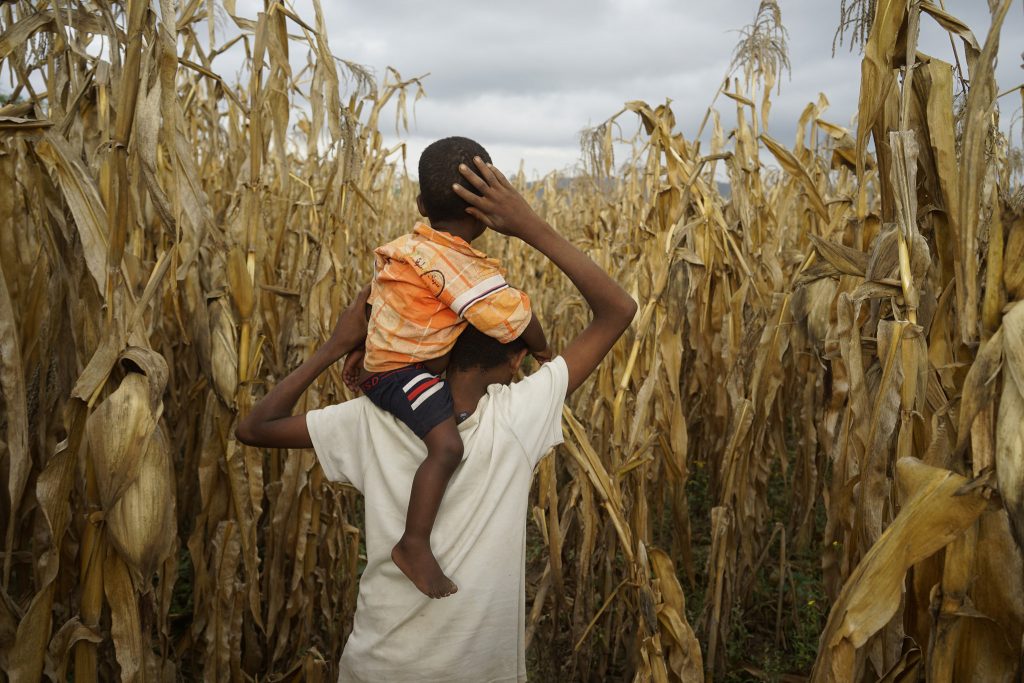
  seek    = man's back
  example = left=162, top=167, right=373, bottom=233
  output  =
left=306, top=358, right=568, bottom=683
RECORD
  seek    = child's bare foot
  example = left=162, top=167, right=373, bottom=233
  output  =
left=392, top=537, right=458, bottom=599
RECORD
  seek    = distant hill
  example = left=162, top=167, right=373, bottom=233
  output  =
left=529, top=176, right=732, bottom=199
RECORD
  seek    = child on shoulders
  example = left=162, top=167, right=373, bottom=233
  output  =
left=345, top=137, right=548, bottom=598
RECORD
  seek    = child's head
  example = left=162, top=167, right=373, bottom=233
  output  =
left=418, top=137, right=492, bottom=223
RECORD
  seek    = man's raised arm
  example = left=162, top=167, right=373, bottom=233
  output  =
left=453, top=158, right=636, bottom=394
left=235, top=285, right=370, bottom=448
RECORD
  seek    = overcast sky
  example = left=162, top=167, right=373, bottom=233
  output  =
left=230, top=0, right=1024, bottom=177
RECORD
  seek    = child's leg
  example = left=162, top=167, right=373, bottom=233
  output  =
left=391, top=417, right=463, bottom=599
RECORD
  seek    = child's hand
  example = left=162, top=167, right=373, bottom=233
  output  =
left=342, top=347, right=365, bottom=392
left=326, top=284, right=371, bottom=361
left=452, top=157, right=543, bottom=238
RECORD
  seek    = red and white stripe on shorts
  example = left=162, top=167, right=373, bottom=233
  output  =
left=402, top=372, right=445, bottom=410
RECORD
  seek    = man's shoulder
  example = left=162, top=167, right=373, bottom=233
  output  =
left=521, top=356, right=568, bottom=384
left=306, top=396, right=411, bottom=457
left=304, top=396, right=377, bottom=486
left=307, top=395, right=374, bottom=427
left=491, top=357, right=569, bottom=405
left=481, top=357, right=568, bottom=467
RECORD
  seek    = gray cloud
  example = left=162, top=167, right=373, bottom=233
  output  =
left=231, top=0, right=1024, bottom=176
left=325, top=0, right=735, bottom=98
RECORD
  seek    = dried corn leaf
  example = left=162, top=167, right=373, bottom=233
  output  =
left=998, top=302, right=1024, bottom=546
left=44, top=617, right=102, bottom=682
left=808, top=234, right=868, bottom=277
left=0, top=255, right=29, bottom=583
left=919, top=2, right=980, bottom=62
left=34, top=133, right=108, bottom=293
left=955, top=0, right=1012, bottom=342
left=649, top=548, right=702, bottom=681
left=0, top=11, right=52, bottom=60
left=1005, top=214, right=1024, bottom=300
left=855, top=0, right=907, bottom=172
left=812, top=458, right=991, bottom=683
left=760, top=134, right=829, bottom=221
left=955, top=327, right=1003, bottom=457
left=104, top=551, right=143, bottom=682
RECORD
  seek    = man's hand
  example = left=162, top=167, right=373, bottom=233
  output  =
left=325, top=284, right=371, bottom=362
left=459, top=155, right=637, bottom=396
left=343, top=347, right=365, bottom=392
left=452, top=157, right=543, bottom=238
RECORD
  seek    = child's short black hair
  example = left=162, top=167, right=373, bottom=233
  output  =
left=449, top=325, right=526, bottom=372
left=419, top=137, right=492, bottom=222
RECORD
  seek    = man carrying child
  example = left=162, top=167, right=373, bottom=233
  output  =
left=237, top=145, right=636, bottom=681
left=345, top=137, right=550, bottom=598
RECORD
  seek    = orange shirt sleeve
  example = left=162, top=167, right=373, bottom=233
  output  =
left=462, top=286, right=532, bottom=343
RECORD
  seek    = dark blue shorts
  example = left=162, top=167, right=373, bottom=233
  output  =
left=360, top=364, right=453, bottom=439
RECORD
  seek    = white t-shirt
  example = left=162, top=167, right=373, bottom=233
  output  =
left=306, top=357, right=568, bottom=683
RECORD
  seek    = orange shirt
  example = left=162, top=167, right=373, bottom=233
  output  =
left=364, top=223, right=533, bottom=372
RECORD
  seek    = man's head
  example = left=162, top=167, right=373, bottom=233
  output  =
left=448, top=325, right=528, bottom=385
left=418, top=137, right=492, bottom=225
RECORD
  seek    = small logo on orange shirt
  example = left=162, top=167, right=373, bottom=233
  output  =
left=421, top=269, right=445, bottom=296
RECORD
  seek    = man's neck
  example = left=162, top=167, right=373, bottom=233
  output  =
left=448, top=369, right=497, bottom=418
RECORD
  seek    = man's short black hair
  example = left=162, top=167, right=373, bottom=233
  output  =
left=449, top=325, right=526, bottom=372
left=419, top=137, right=492, bottom=222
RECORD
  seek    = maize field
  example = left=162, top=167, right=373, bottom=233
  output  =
left=1, top=0, right=1022, bottom=680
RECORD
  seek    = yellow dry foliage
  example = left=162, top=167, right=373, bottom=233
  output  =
left=0, top=0, right=1022, bottom=681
